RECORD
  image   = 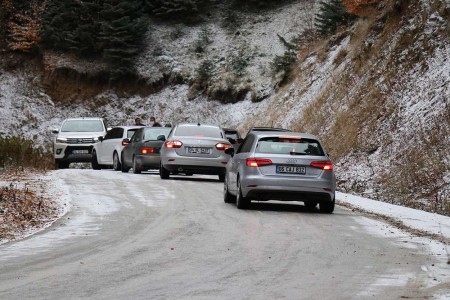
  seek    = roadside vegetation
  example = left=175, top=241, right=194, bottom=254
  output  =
left=0, top=179, right=60, bottom=242
left=0, top=135, right=53, bottom=171
left=0, top=135, right=58, bottom=242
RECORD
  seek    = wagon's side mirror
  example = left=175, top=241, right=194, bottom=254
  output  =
left=225, top=148, right=235, bottom=157
left=51, top=128, right=59, bottom=134
left=236, top=138, right=244, bottom=144
left=98, top=136, right=104, bottom=142
left=157, top=135, right=166, bottom=141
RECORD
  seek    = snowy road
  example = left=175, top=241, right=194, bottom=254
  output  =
left=0, top=169, right=449, bottom=299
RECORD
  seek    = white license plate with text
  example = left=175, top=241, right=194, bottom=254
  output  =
left=276, top=165, right=306, bottom=174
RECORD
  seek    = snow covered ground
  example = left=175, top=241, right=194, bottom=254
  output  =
left=337, top=192, right=450, bottom=241
left=0, top=171, right=69, bottom=245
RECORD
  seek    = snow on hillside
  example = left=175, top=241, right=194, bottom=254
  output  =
left=136, top=0, right=317, bottom=99
left=0, top=0, right=448, bottom=214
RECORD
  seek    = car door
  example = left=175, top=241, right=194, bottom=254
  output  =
left=101, top=128, right=123, bottom=164
left=97, top=129, right=115, bottom=164
left=118, top=128, right=139, bottom=161
left=125, top=129, right=143, bottom=165
left=228, top=134, right=255, bottom=193
left=127, top=128, right=144, bottom=165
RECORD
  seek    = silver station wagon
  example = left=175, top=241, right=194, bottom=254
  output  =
left=223, top=132, right=336, bottom=213
left=159, top=123, right=233, bottom=181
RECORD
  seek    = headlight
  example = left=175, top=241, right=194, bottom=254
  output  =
left=93, top=137, right=99, bottom=142
left=56, top=137, right=68, bottom=143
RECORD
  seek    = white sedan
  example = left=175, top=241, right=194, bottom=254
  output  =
left=92, top=126, right=143, bottom=170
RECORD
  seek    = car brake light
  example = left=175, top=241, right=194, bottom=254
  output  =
left=310, top=161, right=333, bottom=170
left=246, top=158, right=272, bottom=167
left=141, top=147, right=155, bottom=154
left=122, top=141, right=129, bottom=146
left=165, top=140, right=183, bottom=148
left=215, top=143, right=232, bottom=151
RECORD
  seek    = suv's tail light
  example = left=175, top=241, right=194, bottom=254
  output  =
left=246, top=158, right=273, bottom=167
left=216, top=143, right=232, bottom=151
left=141, top=147, right=155, bottom=154
left=310, top=161, right=333, bottom=170
left=164, top=140, right=183, bottom=148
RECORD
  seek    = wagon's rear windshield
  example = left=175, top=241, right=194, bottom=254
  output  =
left=256, top=137, right=325, bottom=156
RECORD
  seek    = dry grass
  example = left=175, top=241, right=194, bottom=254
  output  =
left=333, top=49, right=348, bottom=66
left=379, top=114, right=450, bottom=216
left=0, top=135, right=53, bottom=171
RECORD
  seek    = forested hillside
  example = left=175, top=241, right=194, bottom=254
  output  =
left=0, top=0, right=449, bottom=215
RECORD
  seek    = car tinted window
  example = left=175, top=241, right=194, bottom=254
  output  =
left=174, top=126, right=222, bottom=138
left=237, top=135, right=255, bottom=154
left=225, top=130, right=239, bottom=140
left=114, top=128, right=124, bottom=139
left=127, top=129, right=138, bottom=139
left=256, top=137, right=324, bottom=156
left=61, top=120, right=104, bottom=132
left=104, top=129, right=115, bottom=140
left=131, top=129, right=143, bottom=143
left=144, top=128, right=171, bottom=140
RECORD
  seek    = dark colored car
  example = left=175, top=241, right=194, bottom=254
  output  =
left=121, top=127, right=172, bottom=174
left=246, top=127, right=290, bottom=136
left=223, top=128, right=243, bottom=149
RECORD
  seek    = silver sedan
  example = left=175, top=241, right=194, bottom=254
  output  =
left=224, top=132, right=336, bottom=212
left=159, top=123, right=233, bottom=181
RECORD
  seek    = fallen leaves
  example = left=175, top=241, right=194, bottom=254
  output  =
left=0, top=172, right=59, bottom=242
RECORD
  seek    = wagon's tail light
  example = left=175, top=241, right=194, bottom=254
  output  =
left=165, top=140, right=183, bottom=149
left=215, top=142, right=232, bottom=151
left=310, top=161, right=333, bottom=170
left=141, top=147, right=155, bottom=154
left=246, top=158, right=272, bottom=167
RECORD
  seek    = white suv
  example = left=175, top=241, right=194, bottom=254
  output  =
left=53, top=118, right=107, bottom=169
left=91, top=126, right=142, bottom=171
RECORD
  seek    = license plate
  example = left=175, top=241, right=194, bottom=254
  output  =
left=187, top=147, right=211, bottom=154
left=72, top=150, right=89, bottom=154
left=276, top=165, right=306, bottom=174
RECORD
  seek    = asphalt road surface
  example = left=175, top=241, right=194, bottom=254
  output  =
left=0, top=169, right=449, bottom=299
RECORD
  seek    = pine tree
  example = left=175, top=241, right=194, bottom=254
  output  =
left=232, top=0, right=288, bottom=10
left=67, top=0, right=103, bottom=56
left=315, top=0, right=355, bottom=35
left=100, top=0, right=148, bottom=78
left=144, top=0, right=204, bottom=21
left=43, top=0, right=102, bottom=56
left=42, top=0, right=80, bottom=52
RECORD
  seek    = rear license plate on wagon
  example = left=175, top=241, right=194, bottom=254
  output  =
left=276, top=165, right=306, bottom=174
left=187, top=147, right=211, bottom=154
